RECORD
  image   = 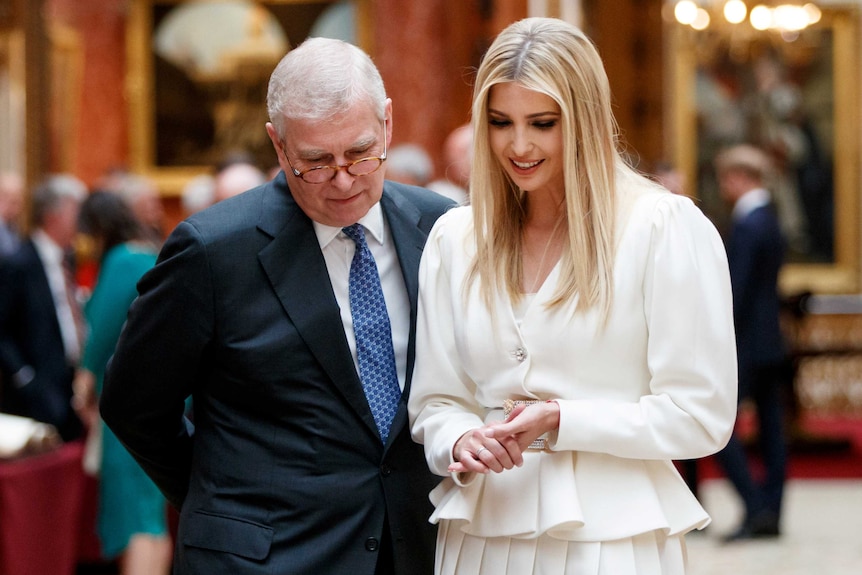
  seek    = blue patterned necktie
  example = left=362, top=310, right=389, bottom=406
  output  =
left=342, top=223, right=402, bottom=443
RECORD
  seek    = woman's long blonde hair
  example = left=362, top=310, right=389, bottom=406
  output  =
left=467, top=17, right=623, bottom=319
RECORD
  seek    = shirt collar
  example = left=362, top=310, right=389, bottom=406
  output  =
left=733, top=187, right=771, bottom=221
left=313, top=202, right=386, bottom=249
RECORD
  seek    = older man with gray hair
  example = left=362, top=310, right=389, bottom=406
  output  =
left=0, top=174, right=87, bottom=441
left=101, top=36, right=453, bottom=574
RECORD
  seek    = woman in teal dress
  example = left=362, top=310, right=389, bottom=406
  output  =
left=73, top=191, right=172, bottom=574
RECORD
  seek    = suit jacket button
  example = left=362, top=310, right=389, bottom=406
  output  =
left=365, top=537, right=379, bottom=551
left=381, top=464, right=392, bottom=476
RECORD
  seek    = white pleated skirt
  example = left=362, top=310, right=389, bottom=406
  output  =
left=435, top=520, right=689, bottom=575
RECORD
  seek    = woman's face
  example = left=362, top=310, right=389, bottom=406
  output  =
left=487, top=82, right=564, bottom=198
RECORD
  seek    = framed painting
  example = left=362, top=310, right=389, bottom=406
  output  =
left=126, top=0, right=371, bottom=195
left=666, top=7, right=860, bottom=294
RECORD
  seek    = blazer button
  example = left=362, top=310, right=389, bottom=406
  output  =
left=380, top=464, right=392, bottom=476
left=365, top=537, right=379, bottom=551
left=512, top=347, right=527, bottom=362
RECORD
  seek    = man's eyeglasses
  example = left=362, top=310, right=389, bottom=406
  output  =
left=283, top=120, right=388, bottom=184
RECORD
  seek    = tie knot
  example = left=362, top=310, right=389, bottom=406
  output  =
left=342, top=223, right=367, bottom=247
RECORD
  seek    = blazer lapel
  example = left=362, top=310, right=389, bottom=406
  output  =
left=256, top=175, right=379, bottom=439
left=380, top=185, right=427, bottom=448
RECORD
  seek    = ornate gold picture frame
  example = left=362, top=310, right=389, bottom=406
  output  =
left=667, top=8, right=860, bottom=294
left=126, top=0, right=371, bottom=196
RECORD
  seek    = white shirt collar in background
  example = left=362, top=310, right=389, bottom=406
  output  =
left=732, top=187, right=771, bottom=221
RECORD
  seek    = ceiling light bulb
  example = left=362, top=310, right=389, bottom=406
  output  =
left=750, top=5, right=772, bottom=30
left=691, top=7, right=711, bottom=30
left=804, top=3, right=822, bottom=25
left=674, top=0, right=699, bottom=25
left=724, top=0, right=748, bottom=24
left=774, top=5, right=809, bottom=31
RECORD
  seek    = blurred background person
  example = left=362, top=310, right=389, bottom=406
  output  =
left=652, top=160, right=688, bottom=197
left=181, top=152, right=268, bottom=217
left=115, top=173, right=166, bottom=247
left=427, top=122, right=472, bottom=205
left=212, top=160, right=266, bottom=203
left=713, top=143, right=790, bottom=542
left=181, top=174, right=216, bottom=217
left=72, top=190, right=172, bottom=575
left=385, top=143, right=434, bottom=188
left=0, top=171, right=25, bottom=258
left=0, top=174, right=87, bottom=441
left=95, top=169, right=166, bottom=248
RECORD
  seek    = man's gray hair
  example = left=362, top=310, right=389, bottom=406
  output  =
left=267, top=37, right=387, bottom=138
left=31, top=173, right=87, bottom=227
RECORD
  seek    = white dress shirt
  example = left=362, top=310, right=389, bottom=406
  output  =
left=31, top=229, right=81, bottom=363
left=313, top=203, right=409, bottom=390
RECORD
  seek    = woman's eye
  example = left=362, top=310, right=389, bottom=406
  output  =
left=533, top=120, right=556, bottom=130
left=489, top=118, right=511, bottom=127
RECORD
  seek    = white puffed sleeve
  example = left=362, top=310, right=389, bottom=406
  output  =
left=408, top=207, right=486, bottom=479
left=549, top=193, right=738, bottom=460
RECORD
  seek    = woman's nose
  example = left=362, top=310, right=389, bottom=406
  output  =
left=511, top=129, right=533, bottom=156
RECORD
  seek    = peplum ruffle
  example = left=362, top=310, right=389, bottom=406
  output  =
left=428, top=449, right=710, bottom=542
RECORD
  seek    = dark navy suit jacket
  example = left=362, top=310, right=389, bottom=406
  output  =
left=726, top=202, right=787, bottom=397
left=101, top=173, right=452, bottom=574
left=0, top=239, right=81, bottom=440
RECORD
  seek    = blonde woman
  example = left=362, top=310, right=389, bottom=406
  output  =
left=409, top=17, right=738, bottom=574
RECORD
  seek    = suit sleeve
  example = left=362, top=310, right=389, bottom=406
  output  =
left=0, top=257, right=26, bottom=375
left=726, top=218, right=759, bottom=322
left=100, top=221, right=214, bottom=508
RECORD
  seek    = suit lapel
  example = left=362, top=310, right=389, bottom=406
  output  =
left=255, top=177, right=430, bottom=448
left=380, top=184, right=427, bottom=448
left=25, top=241, right=65, bottom=341
left=256, top=175, right=379, bottom=438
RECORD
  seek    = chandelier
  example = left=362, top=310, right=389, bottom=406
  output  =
left=670, top=1, right=822, bottom=34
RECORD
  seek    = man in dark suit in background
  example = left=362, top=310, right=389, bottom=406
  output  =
left=713, top=144, right=789, bottom=542
left=0, top=174, right=87, bottom=441
left=100, top=37, right=453, bottom=574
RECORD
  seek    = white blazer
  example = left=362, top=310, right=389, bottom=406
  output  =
left=408, top=183, right=738, bottom=542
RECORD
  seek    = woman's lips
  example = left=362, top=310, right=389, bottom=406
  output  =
left=511, top=158, right=542, bottom=173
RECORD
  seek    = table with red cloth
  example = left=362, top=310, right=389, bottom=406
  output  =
left=0, top=441, right=96, bottom=575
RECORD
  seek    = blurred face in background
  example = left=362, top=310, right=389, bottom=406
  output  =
left=0, top=172, right=24, bottom=223
left=45, top=196, right=83, bottom=249
left=130, top=185, right=164, bottom=232
left=717, top=167, right=756, bottom=207
left=443, top=123, right=473, bottom=188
